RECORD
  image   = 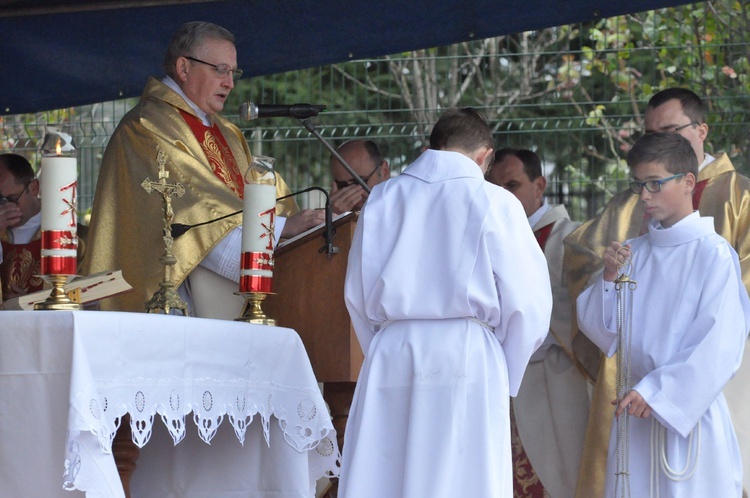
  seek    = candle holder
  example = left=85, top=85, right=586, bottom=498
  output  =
left=142, top=148, right=188, bottom=316
left=235, top=156, right=277, bottom=325
left=34, top=125, right=83, bottom=311
left=235, top=291, right=276, bottom=325
left=34, top=275, right=83, bottom=310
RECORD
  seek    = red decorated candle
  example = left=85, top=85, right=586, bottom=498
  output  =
left=239, top=156, right=276, bottom=293
left=40, top=130, right=78, bottom=276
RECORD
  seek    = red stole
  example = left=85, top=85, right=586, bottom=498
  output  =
left=693, top=179, right=708, bottom=208
left=1, top=238, right=44, bottom=300
left=534, top=222, right=555, bottom=252
left=180, top=110, right=245, bottom=199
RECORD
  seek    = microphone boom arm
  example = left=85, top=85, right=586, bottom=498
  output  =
left=300, top=118, right=371, bottom=194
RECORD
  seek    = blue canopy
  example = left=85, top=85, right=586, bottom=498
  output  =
left=0, top=0, right=696, bottom=115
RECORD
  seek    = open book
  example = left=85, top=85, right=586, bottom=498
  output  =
left=4, top=270, right=133, bottom=311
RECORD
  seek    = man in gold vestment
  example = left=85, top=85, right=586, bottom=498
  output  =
left=82, top=21, right=324, bottom=312
left=564, top=87, right=750, bottom=496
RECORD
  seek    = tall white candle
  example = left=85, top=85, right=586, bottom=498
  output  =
left=40, top=154, right=78, bottom=276
left=239, top=183, right=276, bottom=293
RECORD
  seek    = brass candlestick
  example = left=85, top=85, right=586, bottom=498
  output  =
left=34, top=274, right=83, bottom=310
left=142, top=148, right=188, bottom=316
left=235, top=291, right=276, bottom=325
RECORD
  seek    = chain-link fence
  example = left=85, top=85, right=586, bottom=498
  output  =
left=2, top=1, right=748, bottom=223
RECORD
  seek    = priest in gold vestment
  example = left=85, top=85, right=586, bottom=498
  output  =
left=564, top=88, right=750, bottom=496
left=82, top=21, right=324, bottom=313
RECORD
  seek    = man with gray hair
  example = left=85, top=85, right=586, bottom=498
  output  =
left=83, top=21, right=324, bottom=313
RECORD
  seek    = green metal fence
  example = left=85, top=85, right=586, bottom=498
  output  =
left=2, top=0, right=748, bottom=223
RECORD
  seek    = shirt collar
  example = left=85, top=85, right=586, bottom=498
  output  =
left=699, top=152, right=715, bottom=172
left=8, top=210, right=42, bottom=245
left=162, top=76, right=211, bottom=126
left=527, top=199, right=549, bottom=228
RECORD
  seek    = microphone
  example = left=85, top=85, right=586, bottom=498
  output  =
left=239, top=102, right=326, bottom=121
left=171, top=188, right=338, bottom=256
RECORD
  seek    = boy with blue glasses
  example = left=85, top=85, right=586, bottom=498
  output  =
left=577, top=132, right=750, bottom=496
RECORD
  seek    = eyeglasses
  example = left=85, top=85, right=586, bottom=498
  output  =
left=646, top=121, right=700, bottom=134
left=335, top=162, right=382, bottom=190
left=0, top=180, right=32, bottom=205
left=185, top=56, right=243, bottom=81
left=629, top=173, right=685, bottom=194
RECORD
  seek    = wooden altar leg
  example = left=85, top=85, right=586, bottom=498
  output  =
left=323, top=381, right=356, bottom=454
left=323, top=381, right=356, bottom=498
left=113, top=414, right=140, bottom=498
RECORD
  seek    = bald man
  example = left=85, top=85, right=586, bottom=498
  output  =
left=329, top=139, right=390, bottom=214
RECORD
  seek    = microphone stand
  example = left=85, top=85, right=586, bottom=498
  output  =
left=171, top=187, right=338, bottom=257
left=300, top=118, right=371, bottom=194
left=277, top=186, right=338, bottom=257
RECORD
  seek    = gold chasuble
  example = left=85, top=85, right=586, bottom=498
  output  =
left=81, top=78, right=298, bottom=312
left=564, top=153, right=750, bottom=498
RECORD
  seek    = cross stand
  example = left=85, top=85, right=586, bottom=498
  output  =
left=141, top=148, right=188, bottom=316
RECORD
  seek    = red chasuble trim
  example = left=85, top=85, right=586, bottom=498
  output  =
left=534, top=223, right=555, bottom=252
left=511, top=402, right=547, bottom=497
left=0, top=239, right=44, bottom=299
left=693, top=179, right=708, bottom=209
left=179, top=110, right=245, bottom=198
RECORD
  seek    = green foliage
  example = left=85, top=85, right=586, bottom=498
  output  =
left=7, top=1, right=750, bottom=220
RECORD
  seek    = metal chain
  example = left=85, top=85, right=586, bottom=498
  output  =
left=614, top=248, right=636, bottom=498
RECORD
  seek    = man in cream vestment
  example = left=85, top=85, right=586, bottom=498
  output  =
left=488, top=148, right=590, bottom=497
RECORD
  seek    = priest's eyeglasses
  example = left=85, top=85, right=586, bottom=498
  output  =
left=644, top=121, right=700, bottom=135
left=629, top=173, right=685, bottom=194
left=335, top=162, right=382, bottom=190
left=0, top=180, right=32, bottom=205
left=185, top=56, right=243, bottom=81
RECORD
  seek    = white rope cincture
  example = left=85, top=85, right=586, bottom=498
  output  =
left=649, top=417, right=702, bottom=497
left=614, top=248, right=636, bottom=498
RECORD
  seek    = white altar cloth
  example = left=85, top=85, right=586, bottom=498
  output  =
left=0, top=310, right=339, bottom=498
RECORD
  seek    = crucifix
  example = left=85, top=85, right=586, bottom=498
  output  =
left=141, top=148, right=188, bottom=315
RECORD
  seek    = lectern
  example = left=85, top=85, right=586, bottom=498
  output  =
left=264, top=212, right=363, bottom=451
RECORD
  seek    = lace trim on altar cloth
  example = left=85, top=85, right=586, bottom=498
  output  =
left=62, top=380, right=340, bottom=490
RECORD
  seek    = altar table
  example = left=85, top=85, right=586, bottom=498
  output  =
left=0, top=310, right=339, bottom=498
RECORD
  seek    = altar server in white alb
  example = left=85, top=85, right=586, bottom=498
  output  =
left=577, top=131, right=750, bottom=497
left=339, top=108, right=553, bottom=497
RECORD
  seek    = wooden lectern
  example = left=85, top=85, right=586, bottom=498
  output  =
left=264, top=212, right=363, bottom=452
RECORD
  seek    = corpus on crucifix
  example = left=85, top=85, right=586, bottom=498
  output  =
left=141, top=148, right=187, bottom=315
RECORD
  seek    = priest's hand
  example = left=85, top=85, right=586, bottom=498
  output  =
left=613, top=389, right=652, bottom=419
left=603, top=241, right=631, bottom=282
left=281, top=209, right=326, bottom=238
left=330, top=183, right=367, bottom=215
left=0, top=201, right=22, bottom=231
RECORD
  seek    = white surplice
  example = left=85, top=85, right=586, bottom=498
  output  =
left=577, top=213, right=750, bottom=497
left=339, top=149, right=553, bottom=498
